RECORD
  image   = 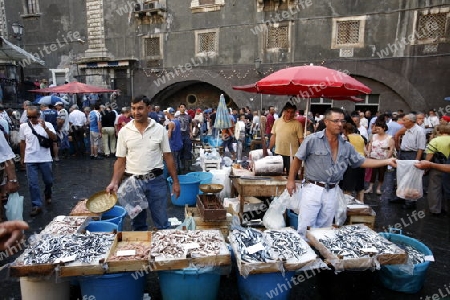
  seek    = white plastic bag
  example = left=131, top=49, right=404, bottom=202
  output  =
left=276, top=185, right=302, bottom=212
left=334, top=187, right=347, bottom=226
left=4, top=192, right=23, bottom=221
left=396, top=160, right=424, bottom=200
left=262, top=196, right=286, bottom=229
left=117, top=176, right=148, bottom=219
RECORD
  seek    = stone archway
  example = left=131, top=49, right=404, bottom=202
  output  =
left=149, top=69, right=251, bottom=108
left=326, top=61, right=427, bottom=111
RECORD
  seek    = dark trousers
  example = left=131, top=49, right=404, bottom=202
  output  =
left=71, top=126, right=85, bottom=155
left=180, top=133, right=192, bottom=161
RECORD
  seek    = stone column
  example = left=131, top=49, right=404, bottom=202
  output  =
left=85, top=0, right=110, bottom=59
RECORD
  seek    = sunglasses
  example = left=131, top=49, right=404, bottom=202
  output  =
left=27, top=115, right=39, bottom=119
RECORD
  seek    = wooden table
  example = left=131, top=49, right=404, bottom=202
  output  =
left=230, top=176, right=288, bottom=218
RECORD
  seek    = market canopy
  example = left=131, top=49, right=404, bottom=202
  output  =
left=30, top=81, right=114, bottom=94
left=0, top=37, right=45, bottom=65
left=233, top=65, right=371, bottom=100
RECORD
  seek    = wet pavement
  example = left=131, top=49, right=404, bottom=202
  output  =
left=0, top=155, right=449, bottom=300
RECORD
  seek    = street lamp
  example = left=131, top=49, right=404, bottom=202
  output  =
left=11, top=22, right=24, bottom=40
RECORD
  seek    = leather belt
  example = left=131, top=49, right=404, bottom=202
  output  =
left=306, top=180, right=337, bottom=189
left=124, top=168, right=163, bottom=180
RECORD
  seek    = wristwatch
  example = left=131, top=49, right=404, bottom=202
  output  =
left=9, top=179, right=18, bottom=183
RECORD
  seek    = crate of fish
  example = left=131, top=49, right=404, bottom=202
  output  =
left=185, top=205, right=233, bottom=239
left=69, top=199, right=101, bottom=219
left=10, top=233, right=115, bottom=277
left=40, top=216, right=90, bottom=235
left=306, top=225, right=407, bottom=272
left=229, top=227, right=317, bottom=276
left=149, top=229, right=230, bottom=271
left=106, top=231, right=152, bottom=273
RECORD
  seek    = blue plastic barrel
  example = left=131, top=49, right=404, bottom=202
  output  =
left=286, top=209, right=298, bottom=230
left=101, top=205, right=126, bottom=231
left=167, top=175, right=201, bottom=206
left=378, top=232, right=433, bottom=294
left=79, top=272, right=145, bottom=300
left=187, top=172, right=213, bottom=194
left=85, top=221, right=118, bottom=232
left=158, top=267, right=220, bottom=300
left=238, top=271, right=296, bottom=300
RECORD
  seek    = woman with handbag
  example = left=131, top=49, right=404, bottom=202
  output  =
left=424, top=124, right=450, bottom=215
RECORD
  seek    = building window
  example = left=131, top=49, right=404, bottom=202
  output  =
left=331, top=16, right=366, bottom=49
left=415, top=10, right=449, bottom=44
left=144, top=37, right=161, bottom=58
left=354, top=94, right=380, bottom=112
left=22, top=0, right=40, bottom=15
left=190, top=0, right=224, bottom=13
left=195, top=29, right=218, bottom=56
left=266, top=25, right=289, bottom=49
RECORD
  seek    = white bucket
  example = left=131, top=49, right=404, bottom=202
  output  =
left=20, top=277, right=70, bottom=300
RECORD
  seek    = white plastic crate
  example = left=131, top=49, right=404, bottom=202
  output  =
left=201, top=158, right=221, bottom=171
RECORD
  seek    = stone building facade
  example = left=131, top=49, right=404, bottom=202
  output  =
left=3, top=0, right=450, bottom=114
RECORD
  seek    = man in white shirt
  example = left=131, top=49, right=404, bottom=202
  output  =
left=19, top=106, right=57, bottom=216
left=424, top=110, right=439, bottom=136
left=69, top=105, right=87, bottom=157
left=106, top=95, right=180, bottom=231
left=351, top=111, right=368, bottom=141
left=359, top=111, right=368, bottom=129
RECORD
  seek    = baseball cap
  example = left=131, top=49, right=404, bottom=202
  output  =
left=442, top=115, right=450, bottom=122
left=55, top=102, right=64, bottom=106
left=167, top=107, right=175, bottom=114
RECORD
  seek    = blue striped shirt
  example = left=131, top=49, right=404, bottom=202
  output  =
left=295, top=130, right=365, bottom=183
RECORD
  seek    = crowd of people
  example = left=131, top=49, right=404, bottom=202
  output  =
left=0, top=94, right=450, bottom=248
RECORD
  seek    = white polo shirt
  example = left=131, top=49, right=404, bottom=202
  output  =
left=19, top=122, right=55, bottom=163
left=116, top=118, right=171, bottom=175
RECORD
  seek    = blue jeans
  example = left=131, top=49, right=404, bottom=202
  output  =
left=26, top=162, right=53, bottom=208
left=131, top=175, right=169, bottom=230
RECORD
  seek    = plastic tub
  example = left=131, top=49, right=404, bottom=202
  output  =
left=237, top=271, right=296, bottom=300
left=167, top=175, right=201, bottom=206
left=378, top=231, right=432, bottom=294
left=158, top=267, right=220, bottom=300
left=79, top=272, right=145, bottom=300
left=187, top=171, right=213, bottom=194
left=287, top=209, right=298, bottom=230
left=20, top=277, right=70, bottom=300
left=85, top=221, right=118, bottom=232
left=101, top=205, right=126, bottom=231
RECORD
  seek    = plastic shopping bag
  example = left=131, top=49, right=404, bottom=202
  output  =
left=263, top=196, right=287, bottom=230
left=4, top=192, right=24, bottom=221
left=117, top=176, right=148, bottom=219
left=334, top=187, right=347, bottom=226
left=275, top=185, right=302, bottom=212
left=396, top=160, right=424, bottom=200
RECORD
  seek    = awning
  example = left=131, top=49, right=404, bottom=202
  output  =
left=0, top=37, right=45, bottom=66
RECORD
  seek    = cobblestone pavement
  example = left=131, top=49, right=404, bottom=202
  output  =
left=0, top=156, right=449, bottom=300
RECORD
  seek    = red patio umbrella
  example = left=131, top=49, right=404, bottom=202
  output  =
left=30, top=81, right=114, bottom=94
left=232, top=65, right=371, bottom=100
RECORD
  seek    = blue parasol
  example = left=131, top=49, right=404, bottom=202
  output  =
left=35, top=95, right=69, bottom=106
left=213, top=94, right=232, bottom=129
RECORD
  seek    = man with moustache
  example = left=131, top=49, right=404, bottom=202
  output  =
left=106, top=95, right=180, bottom=230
